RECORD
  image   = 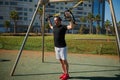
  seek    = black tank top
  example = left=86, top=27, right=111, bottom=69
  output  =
left=53, top=25, right=67, bottom=47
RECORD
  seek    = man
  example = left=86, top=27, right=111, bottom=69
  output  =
left=47, top=12, right=75, bottom=80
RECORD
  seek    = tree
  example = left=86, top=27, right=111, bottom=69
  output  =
left=37, top=7, right=43, bottom=33
left=10, top=10, right=19, bottom=33
left=110, top=25, right=115, bottom=35
left=95, top=14, right=101, bottom=34
left=87, top=13, right=94, bottom=34
left=96, top=25, right=101, bottom=34
left=4, top=20, right=10, bottom=33
left=104, top=20, right=111, bottom=35
left=79, top=16, right=86, bottom=34
left=45, top=23, right=50, bottom=33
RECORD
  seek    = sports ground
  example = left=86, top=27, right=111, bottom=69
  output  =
left=0, top=50, right=120, bottom=80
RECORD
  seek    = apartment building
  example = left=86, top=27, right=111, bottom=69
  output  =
left=0, top=0, right=93, bottom=33
left=0, top=0, right=38, bottom=32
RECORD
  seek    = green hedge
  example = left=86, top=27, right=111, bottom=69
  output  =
left=0, top=34, right=117, bottom=55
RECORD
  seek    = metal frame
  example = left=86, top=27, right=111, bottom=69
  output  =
left=10, top=0, right=120, bottom=76
left=107, top=0, right=120, bottom=61
left=10, top=0, right=43, bottom=76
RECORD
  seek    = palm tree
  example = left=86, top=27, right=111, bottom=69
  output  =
left=45, top=23, right=50, bottom=33
left=37, top=7, right=43, bottom=33
left=4, top=20, right=10, bottom=33
left=96, top=25, right=101, bottom=34
left=10, top=10, right=19, bottom=33
left=87, top=13, right=94, bottom=34
left=95, top=14, right=101, bottom=34
left=104, top=20, right=111, bottom=35
left=110, top=25, right=115, bottom=35
left=79, top=16, right=86, bottom=34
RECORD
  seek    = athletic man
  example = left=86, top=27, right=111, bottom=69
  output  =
left=47, top=11, right=75, bottom=80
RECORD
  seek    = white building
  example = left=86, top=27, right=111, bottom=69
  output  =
left=0, top=0, right=92, bottom=33
left=0, top=0, right=39, bottom=32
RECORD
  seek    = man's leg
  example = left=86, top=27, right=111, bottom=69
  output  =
left=56, top=47, right=69, bottom=79
left=59, top=47, right=68, bottom=74
left=59, top=59, right=69, bottom=80
left=59, top=59, right=69, bottom=74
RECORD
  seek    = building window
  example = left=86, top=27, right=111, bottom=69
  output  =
left=5, top=2, right=9, bottom=5
left=77, top=11, right=83, bottom=14
left=24, top=17, right=27, bottom=20
left=29, top=8, right=33, bottom=12
left=24, top=8, right=27, bottom=11
left=60, top=7, right=63, bottom=9
left=89, top=4, right=91, bottom=7
left=0, top=16, right=3, bottom=20
left=24, top=12, right=27, bottom=16
left=84, top=4, right=87, bottom=7
left=17, top=0, right=23, bottom=1
left=34, top=5, right=37, bottom=7
left=49, top=5, right=55, bottom=8
left=16, top=7, right=23, bottom=11
left=19, top=17, right=23, bottom=20
left=77, top=7, right=83, bottom=10
left=29, top=0, right=32, bottom=2
left=84, top=12, right=87, bottom=15
left=79, top=3, right=83, bottom=6
left=10, top=2, right=17, bottom=5
left=56, top=7, right=59, bottom=9
left=0, top=1, right=3, bottom=5
left=65, top=7, right=68, bottom=9
left=18, top=12, right=23, bottom=15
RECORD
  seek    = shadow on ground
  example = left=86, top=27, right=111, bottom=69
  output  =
left=0, top=59, right=11, bottom=62
left=69, top=75, right=120, bottom=80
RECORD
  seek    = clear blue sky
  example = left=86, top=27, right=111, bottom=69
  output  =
left=105, top=0, right=120, bottom=22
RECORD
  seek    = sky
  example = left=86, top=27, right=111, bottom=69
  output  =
left=105, top=0, right=120, bottom=22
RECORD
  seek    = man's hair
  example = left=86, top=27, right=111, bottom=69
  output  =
left=54, top=16, right=62, bottom=21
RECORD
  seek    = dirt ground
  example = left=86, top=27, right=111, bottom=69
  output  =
left=0, top=49, right=119, bottom=59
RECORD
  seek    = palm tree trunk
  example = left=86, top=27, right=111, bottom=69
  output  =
left=89, top=22, right=92, bottom=34
left=14, top=20, right=16, bottom=33
left=106, top=29, right=108, bottom=35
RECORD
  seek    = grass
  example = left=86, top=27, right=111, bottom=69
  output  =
left=0, top=34, right=118, bottom=55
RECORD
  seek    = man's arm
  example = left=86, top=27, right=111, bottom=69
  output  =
left=67, top=20, right=75, bottom=30
left=64, top=10, right=75, bottom=30
left=48, top=19, right=53, bottom=29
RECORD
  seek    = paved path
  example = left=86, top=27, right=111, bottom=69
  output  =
left=0, top=50, right=120, bottom=80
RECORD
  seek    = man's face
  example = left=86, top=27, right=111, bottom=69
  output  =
left=54, top=17, right=61, bottom=26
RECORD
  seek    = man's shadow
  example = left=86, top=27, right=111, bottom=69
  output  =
left=69, top=74, right=120, bottom=80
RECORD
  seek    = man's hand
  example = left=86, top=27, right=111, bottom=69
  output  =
left=46, top=14, right=53, bottom=29
left=46, top=14, right=53, bottom=21
left=64, top=10, right=76, bottom=24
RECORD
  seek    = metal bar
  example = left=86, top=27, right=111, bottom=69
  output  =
left=10, top=0, right=41, bottom=76
left=49, top=0, right=81, bottom=2
left=108, top=0, right=120, bottom=61
left=71, top=0, right=83, bottom=9
left=42, top=5, right=45, bottom=63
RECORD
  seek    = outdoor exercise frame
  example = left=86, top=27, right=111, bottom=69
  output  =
left=10, top=0, right=120, bottom=76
